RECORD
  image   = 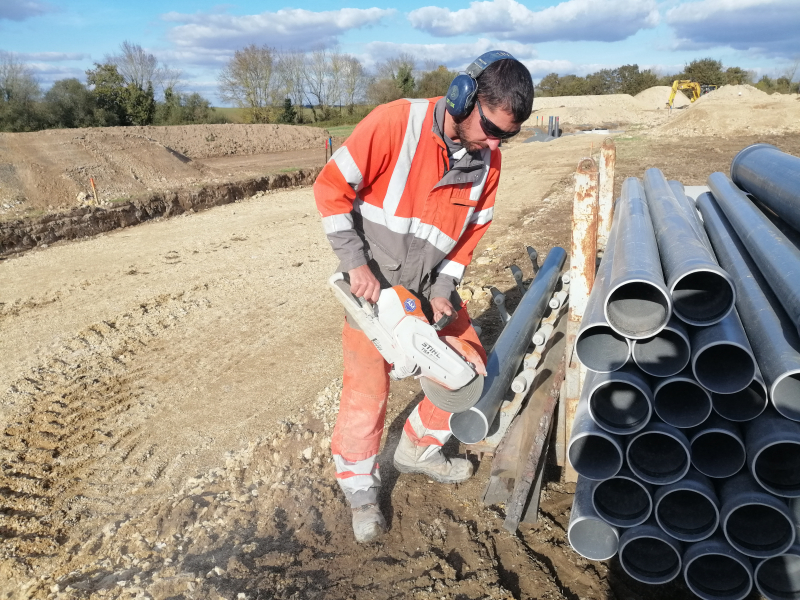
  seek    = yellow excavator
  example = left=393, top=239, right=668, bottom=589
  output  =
left=666, top=80, right=718, bottom=108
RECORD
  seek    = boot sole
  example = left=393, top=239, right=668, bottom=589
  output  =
left=393, top=460, right=472, bottom=484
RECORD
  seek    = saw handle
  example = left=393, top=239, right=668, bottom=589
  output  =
left=432, top=311, right=457, bottom=331
left=330, top=272, right=375, bottom=315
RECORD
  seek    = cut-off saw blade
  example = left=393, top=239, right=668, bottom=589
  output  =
left=421, top=373, right=484, bottom=414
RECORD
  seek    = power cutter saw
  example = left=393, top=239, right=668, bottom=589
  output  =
left=329, top=273, right=485, bottom=413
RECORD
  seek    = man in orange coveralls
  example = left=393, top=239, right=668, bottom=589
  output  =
left=314, top=51, right=534, bottom=543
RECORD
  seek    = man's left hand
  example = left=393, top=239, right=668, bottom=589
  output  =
left=431, top=296, right=457, bottom=325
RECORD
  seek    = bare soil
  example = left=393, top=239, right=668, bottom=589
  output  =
left=2, top=89, right=799, bottom=600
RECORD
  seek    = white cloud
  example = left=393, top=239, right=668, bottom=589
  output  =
left=163, top=7, right=395, bottom=51
left=408, top=0, right=659, bottom=42
left=666, top=0, right=800, bottom=57
left=16, top=52, right=89, bottom=62
left=0, top=1, right=55, bottom=21
left=362, top=38, right=539, bottom=71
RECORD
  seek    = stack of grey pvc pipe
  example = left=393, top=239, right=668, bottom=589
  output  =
left=568, top=145, right=800, bottom=600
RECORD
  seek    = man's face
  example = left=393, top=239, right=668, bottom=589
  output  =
left=453, top=101, right=519, bottom=152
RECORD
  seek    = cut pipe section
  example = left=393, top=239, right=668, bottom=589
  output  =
left=604, top=177, right=672, bottom=339
left=631, top=315, right=691, bottom=378
left=653, top=367, right=712, bottom=429
left=590, top=467, right=653, bottom=528
left=690, top=309, right=756, bottom=395
left=745, top=408, right=800, bottom=498
left=754, top=543, right=800, bottom=600
left=683, top=534, right=753, bottom=600
left=626, top=420, right=691, bottom=485
left=585, top=367, right=653, bottom=435
left=450, top=247, right=566, bottom=444
left=688, top=412, right=746, bottom=479
left=568, top=476, right=619, bottom=561
left=644, top=168, right=735, bottom=326
left=719, top=471, right=796, bottom=559
left=711, top=368, right=768, bottom=422
left=576, top=206, right=631, bottom=373
left=654, top=468, right=719, bottom=542
left=697, top=191, right=800, bottom=422
left=618, top=518, right=682, bottom=584
left=567, top=395, right=624, bottom=481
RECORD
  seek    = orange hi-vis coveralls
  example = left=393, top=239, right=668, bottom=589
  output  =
left=314, top=97, right=500, bottom=499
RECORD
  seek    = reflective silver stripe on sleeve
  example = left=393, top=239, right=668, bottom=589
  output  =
left=437, top=259, right=466, bottom=280
left=469, top=207, right=494, bottom=226
left=411, top=219, right=457, bottom=254
left=469, top=148, right=492, bottom=201
left=322, top=213, right=354, bottom=234
left=331, top=146, right=364, bottom=191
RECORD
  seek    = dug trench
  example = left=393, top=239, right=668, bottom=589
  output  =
left=4, top=131, right=800, bottom=600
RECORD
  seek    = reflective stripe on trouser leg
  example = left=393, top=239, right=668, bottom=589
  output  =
left=403, top=303, right=488, bottom=461
left=332, top=320, right=391, bottom=494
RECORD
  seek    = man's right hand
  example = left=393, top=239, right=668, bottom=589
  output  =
left=348, top=264, right=381, bottom=303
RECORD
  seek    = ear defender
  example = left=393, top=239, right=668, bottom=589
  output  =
left=445, top=50, right=516, bottom=119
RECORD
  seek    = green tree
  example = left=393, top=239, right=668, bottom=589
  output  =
left=86, top=63, right=127, bottom=125
left=395, top=64, right=415, bottom=97
left=42, top=78, right=98, bottom=128
left=682, top=58, right=726, bottom=86
left=536, top=73, right=560, bottom=97
left=125, top=81, right=155, bottom=125
left=725, top=67, right=751, bottom=85
left=415, top=65, right=456, bottom=98
left=0, top=51, right=43, bottom=131
left=218, top=44, right=275, bottom=124
left=277, top=97, right=297, bottom=124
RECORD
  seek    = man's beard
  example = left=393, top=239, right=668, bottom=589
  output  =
left=453, top=118, right=484, bottom=152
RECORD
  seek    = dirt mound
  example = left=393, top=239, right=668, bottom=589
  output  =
left=526, top=93, right=670, bottom=129
left=635, top=85, right=691, bottom=109
left=695, top=83, right=770, bottom=103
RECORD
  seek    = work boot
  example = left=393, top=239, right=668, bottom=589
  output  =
left=344, top=487, right=386, bottom=544
left=393, top=432, right=473, bottom=484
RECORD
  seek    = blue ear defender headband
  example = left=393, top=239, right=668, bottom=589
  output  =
left=445, top=50, right=516, bottom=119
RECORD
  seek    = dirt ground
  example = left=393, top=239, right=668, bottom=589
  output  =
left=2, top=86, right=800, bottom=600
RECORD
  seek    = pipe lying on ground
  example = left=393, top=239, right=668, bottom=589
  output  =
left=567, top=395, right=624, bottom=480
left=711, top=368, right=768, bottom=422
left=604, top=177, right=672, bottom=339
left=643, top=168, right=734, bottom=326
left=730, top=144, right=800, bottom=233
left=450, top=247, right=566, bottom=444
left=654, top=468, right=719, bottom=542
left=568, top=476, right=620, bottom=561
left=708, top=172, right=800, bottom=337
left=690, top=309, right=756, bottom=395
left=696, top=191, right=800, bottom=422
left=719, top=471, right=796, bottom=559
left=626, top=420, right=691, bottom=485
left=689, top=412, right=746, bottom=479
left=745, top=408, right=800, bottom=498
left=618, top=518, right=682, bottom=584
left=631, top=315, right=691, bottom=378
left=754, top=543, right=800, bottom=600
left=576, top=208, right=631, bottom=373
left=668, top=179, right=712, bottom=249
left=653, top=367, right=712, bottom=429
left=590, top=467, right=652, bottom=528
left=683, top=534, right=753, bottom=600
left=585, top=366, right=652, bottom=435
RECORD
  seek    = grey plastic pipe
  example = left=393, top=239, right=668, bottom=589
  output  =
left=631, top=315, right=691, bottom=378
left=669, top=179, right=712, bottom=248
left=589, top=467, right=653, bottom=528
left=708, top=171, right=800, bottom=337
left=653, top=367, right=712, bottom=429
left=626, top=420, right=691, bottom=485
left=690, top=309, right=756, bottom=395
left=450, top=247, right=566, bottom=444
left=567, top=476, right=620, bottom=561
left=604, top=177, right=672, bottom=339
left=688, top=412, right=746, bottom=479
left=584, top=366, right=653, bottom=435
left=719, top=471, right=796, bottom=559
left=730, top=143, right=800, bottom=233
left=567, top=395, right=624, bottom=481
left=683, top=533, right=753, bottom=600
left=711, top=368, right=768, bottom=422
left=697, top=191, right=800, bottom=421
left=654, top=468, right=719, bottom=542
left=745, top=408, right=800, bottom=498
left=618, top=518, right=682, bottom=584
left=644, top=168, right=734, bottom=326
left=754, top=543, right=800, bottom=600
left=576, top=207, right=631, bottom=372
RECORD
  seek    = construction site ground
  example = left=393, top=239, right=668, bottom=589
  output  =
left=2, top=85, right=800, bottom=600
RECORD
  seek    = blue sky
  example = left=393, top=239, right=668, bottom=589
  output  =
left=2, top=0, right=799, bottom=105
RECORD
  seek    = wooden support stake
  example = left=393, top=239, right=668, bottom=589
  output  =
left=597, top=138, right=616, bottom=252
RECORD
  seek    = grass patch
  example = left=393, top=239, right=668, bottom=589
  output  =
left=212, top=107, right=247, bottom=123
left=107, top=197, right=130, bottom=204
left=324, top=124, right=357, bottom=139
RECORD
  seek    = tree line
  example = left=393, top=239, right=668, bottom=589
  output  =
left=536, top=58, right=800, bottom=97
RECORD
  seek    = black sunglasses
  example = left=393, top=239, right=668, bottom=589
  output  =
left=476, top=100, right=520, bottom=140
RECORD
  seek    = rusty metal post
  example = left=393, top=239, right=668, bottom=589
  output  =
left=598, top=138, right=616, bottom=251
left=564, top=158, right=599, bottom=480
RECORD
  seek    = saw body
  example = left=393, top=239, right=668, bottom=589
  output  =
left=329, top=273, right=484, bottom=413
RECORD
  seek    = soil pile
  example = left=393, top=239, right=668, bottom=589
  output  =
left=694, top=83, right=771, bottom=103
left=635, top=85, right=691, bottom=109
left=526, top=93, right=670, bottom=129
